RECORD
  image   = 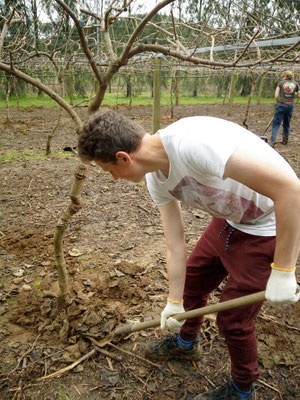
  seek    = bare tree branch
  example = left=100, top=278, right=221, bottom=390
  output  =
left=54, top=0, right=105, bottom=86
left=0, top=8, right=23, bottom=60
left=0, top=61, right=83, bottom=133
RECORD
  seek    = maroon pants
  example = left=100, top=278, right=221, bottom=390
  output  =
left=180, top=217, right=275, bottom=390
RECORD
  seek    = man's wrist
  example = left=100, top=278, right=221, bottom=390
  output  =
left=270, top=262, right=295, bottom=272
left=167, top=297, right=183, bottom=304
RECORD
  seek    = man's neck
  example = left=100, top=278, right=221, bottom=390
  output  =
left=134, top=133, right=169, bottom=175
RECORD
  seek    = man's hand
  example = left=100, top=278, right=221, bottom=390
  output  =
left=161, top=299, right=185, bottom=330
left=266, top=266, right=300, bottom=305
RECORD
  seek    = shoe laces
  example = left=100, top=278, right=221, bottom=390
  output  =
left=154, top=334, right=178, bottom=350
left=216, top=381, right=231, bottom=399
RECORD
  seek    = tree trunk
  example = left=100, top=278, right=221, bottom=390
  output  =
left=227, top=72, right=238, bottom=116
left=243, top=73, right=258, bottom=129
left=54, top=162, right=88, bottom=302
left=46, top=108, right=62, bottom=155
left=5, top=76, right=13, bottom=122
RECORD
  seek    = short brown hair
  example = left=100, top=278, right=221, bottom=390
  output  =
left=78, top=109, right=145, bottom=163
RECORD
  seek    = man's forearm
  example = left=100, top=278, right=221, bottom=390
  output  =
left=274, top=87, right=280, bottom=102
left=166, top=249, right=187, bottom=302
left=273, top=196, right=300, bottom=269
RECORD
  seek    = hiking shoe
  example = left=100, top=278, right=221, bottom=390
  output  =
left=144, top=333, right=201, bottom=361
left=193, top=380, right=256, bottom=399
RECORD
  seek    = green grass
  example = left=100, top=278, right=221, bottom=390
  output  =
left=0, top=149, right=76, bottom=163
left=0, top=95, right=59, bottom=108
left=0, top=92, right=276, bottom=108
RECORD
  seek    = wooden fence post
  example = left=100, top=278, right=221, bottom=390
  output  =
left=227, top=71, right=238, bottom=116
left=152, top=57, right=161, bottom=134
left=256, top=76, right=264, bottom=105
left=68, top=71, right=74, bottom=106
left=175, top=69, right=179, bottom=106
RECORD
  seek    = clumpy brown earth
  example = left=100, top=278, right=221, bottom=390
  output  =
left=0, top=103, right=299, bottom=400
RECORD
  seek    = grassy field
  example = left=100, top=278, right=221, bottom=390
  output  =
left=0, top=91, right=277, bottom=108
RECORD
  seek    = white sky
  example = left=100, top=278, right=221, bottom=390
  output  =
left=111, top=1, right=176, bottom=16
left=80, top=0, right=175, bottom=15
left=131, top=0, right=165, bottom=13
left=126, top=1, right=179, bottom=18
left=40, top=1, right=176, bottom=22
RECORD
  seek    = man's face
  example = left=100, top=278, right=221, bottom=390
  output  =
left=95, top=158, right=144, bottom=183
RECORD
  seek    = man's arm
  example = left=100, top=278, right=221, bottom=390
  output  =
left=224, top=146, right=300, bottom=304
left=274, top=86, right=280, bottom=101
left=158, top=200, right=187, bottom=302
left=224, top=147, right=300, bottom=269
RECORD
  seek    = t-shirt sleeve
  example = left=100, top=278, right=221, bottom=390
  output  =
left=145, top=173, right=174, bottom=206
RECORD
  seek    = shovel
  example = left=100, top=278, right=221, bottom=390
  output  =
left=111, top=290, right=266, bottom=339
left=262, top=116, right=273, bottom=135
left=262, top=103, right=277, bottom=137
left=37, top=291, right=267, bottom=381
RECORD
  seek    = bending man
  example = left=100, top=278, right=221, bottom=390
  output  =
left=78, top=109, right=300, bottom=400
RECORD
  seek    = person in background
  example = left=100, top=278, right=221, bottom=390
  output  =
left=270, top=70, right=299, bottom=147
left=78, top=109, right=300, bottom=400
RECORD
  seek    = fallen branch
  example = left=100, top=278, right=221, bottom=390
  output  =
left=36, top=338, right=124, bottom=381
left=107, top=342, right=161, bottom=369
left=36, top=348, right=96, bottom=381
left=257, top=314, right=300, bottom=332
left=258, top=379, right=283, bottom=395
left=7, top=335, right=40, bottom=377
left=87, top=336, right=123, bottom=362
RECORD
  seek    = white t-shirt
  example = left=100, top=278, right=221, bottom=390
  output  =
left=146, top=116, right=296, bottom=236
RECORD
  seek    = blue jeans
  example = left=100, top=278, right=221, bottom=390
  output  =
left=271, top=103, right=294, bottom=144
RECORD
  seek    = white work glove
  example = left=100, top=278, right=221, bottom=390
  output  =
left=266, top=266, right=300, bottom=306
left=160, top=298, right=185, bottom=331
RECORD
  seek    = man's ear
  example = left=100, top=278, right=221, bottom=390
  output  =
left=115, top=151, right=132, bottom=164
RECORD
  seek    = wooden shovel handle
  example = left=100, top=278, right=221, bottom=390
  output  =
left=112, top=290, right=266, bottom=338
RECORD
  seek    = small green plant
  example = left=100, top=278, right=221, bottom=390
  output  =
left=273, top=355, right=280, bottom=365
left=33, top=279, right=43, bottom=296
left=56, top=391, right=70, bottom=400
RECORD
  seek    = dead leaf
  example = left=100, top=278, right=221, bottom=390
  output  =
left=59, top=319, right=69, bottom=344
left=12, top=268, right=25, bottom=277
left=68, top=248, right=84, bottom=257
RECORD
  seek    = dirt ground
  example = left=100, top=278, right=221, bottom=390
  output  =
left=0, top=103, right=299, bottom=400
